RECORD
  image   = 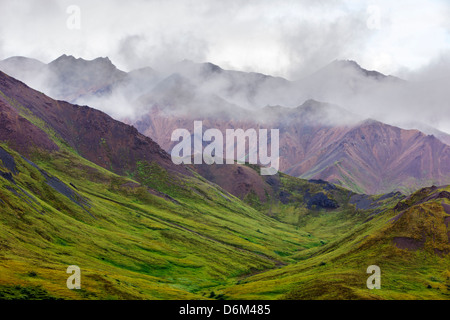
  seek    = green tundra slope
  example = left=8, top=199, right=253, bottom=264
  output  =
left=0, top=142, right=317, bottom=299
left=220, top=185, right=450, bottom=300
left=0, top=70, right=448, bottom=300
left=2, top=138, right=448, bottom=300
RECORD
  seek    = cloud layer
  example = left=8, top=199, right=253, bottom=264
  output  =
left=1, top=0, right=449, bottom=79
left=0, top=0, right=449, bottom=133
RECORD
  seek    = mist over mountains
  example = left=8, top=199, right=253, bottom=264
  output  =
left=0, top=65, right=449, bottom=300
left=1, top=0, right=450, bottom=303
left=1, top=54, right=450, bottom=136
left=1, top=54, right=450, bottom=194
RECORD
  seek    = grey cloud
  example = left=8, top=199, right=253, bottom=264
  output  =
left=0, top=39, right=4, bottom=60
left=401, top=52, right=450, bottom=82
left=281, top=14, right=369, bottom=79
left=115, top=33, right=209, bottom=72
left=0, top=0, right=449, bottom=134
left=296, top=57, right=450, bottom=134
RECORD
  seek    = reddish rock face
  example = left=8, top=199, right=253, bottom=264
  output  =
left=133, top=103, right=450, bottom=195
left=393, top=237, right=425, bottom=251
left=195, top=162, right=274, bottom=203
left=284, top=120, right=450, bottom=194
left=0, top=95, right=59, bottom=155
left=0, top=70, right=189, bottom=177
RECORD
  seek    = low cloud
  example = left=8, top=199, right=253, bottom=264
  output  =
left=1, top=0, right=450, bottom=134
left=1, top=0, right=449, bottom=78
left=115, top=33, right=209, bottom=72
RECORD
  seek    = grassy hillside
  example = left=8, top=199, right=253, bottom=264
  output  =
left=220, top=185, right=450, bottom=300
left=0, top=143, right=321, bottom=299
left=0, top=70, right=448, bottom=300
left=1, top=140, right=448, bottom=300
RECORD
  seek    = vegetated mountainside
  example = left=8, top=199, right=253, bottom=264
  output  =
left=0, top=71, right=326, bottom=299
left=220, top=185, right=450, bottom=300
left=0, top=71, right=448, bottom=300
left=194, top=161, right=407, bottom=236
left=0, top=140, right=310, bottom=299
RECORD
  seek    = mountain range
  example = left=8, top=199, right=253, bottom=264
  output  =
left=2, top=55, right=450, bottom=195
left=0, top=55, right=449, bottom=300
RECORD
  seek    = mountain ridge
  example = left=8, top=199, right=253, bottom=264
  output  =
left=0, top=63, right=448, bottom=300
left=1, top=55, right=449, bottom=194
left=0, top=70, right=187, bottom=177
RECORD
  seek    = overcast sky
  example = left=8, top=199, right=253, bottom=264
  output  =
left=0, top=0, right=449, bottom=79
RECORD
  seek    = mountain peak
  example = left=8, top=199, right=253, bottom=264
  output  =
left=175, top=59, right=223, bottom=74
left=1, top=56, right=45, bottom=64
left=299, top=99, right=327, bottom=108
left=330, top=59, right=361, bottom=69
left=45, top=55, right=126, bottom=102
left=50, top=54, right=115, bottom=68
left=322, top=59, right=392, bottom=80
left=53, top=54, right=76, bottom=62
left=361, top=118, right=383, bottom=126
left=93, top=56, right=113, bottom=64
left=296, top=99, right=343, bottom=114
